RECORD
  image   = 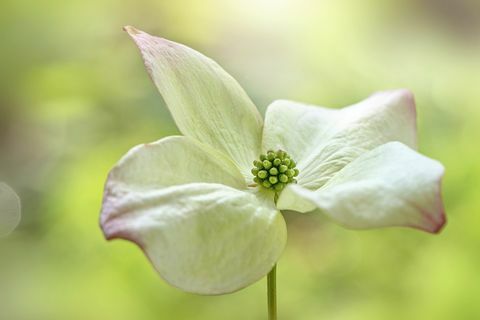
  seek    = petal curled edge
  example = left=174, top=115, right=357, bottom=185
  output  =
left=103, top=135, right=246, bottom=192
left=0, top=183, right=21, bottom=237
left=277, top=142, right=445, bottom=233
left=263, top=89, right=417, bottom=195
left=124, top=26, right=263, bottom=179
left=101, top=183, right=287, bottom=294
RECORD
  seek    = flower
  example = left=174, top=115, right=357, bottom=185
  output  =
left=0, top=183, right=21, bottom=237
left=100, top=26, right=446, bottom=295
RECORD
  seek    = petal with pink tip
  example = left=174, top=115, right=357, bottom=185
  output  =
left=277, top=142, right=445, bottom=233
left=100, top=136, right=285, bottom=294
left=264, top=89, right=417, bottom=198
left=101, top=183, right=286, bottom=294
left=124, top=26, right=263, bottom=179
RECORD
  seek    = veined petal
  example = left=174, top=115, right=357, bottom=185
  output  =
left=101, top=183, right=286, bottom=294
left=264, top=89, right=417, bottom=194
left=105, top=136, right=246, bottom=191
left=124, top=26, right=263, bottom=178
left=0, top=183, right=21, bottom=237
left=278, top=142, right=445, bottom=233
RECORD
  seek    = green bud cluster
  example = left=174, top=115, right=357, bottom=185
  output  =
left=251, top=149, right=299, bottom=192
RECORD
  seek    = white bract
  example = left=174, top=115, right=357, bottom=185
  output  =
left=0, top=183, right=21, bottom=237
left=100, top=26, right=446, bottom=295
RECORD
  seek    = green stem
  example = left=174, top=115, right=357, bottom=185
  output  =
left=267, top=264, right=277, bottom=320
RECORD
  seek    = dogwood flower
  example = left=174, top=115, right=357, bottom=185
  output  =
left=100, top=26, right=446, bottom=295
left=0, top=183, right=21, bottom=237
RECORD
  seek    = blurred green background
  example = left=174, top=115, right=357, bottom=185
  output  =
left=1, top=0, right=479, bottom=319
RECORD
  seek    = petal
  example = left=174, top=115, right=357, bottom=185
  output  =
left=0, top=183, right=21, bottom=237
left=263, top=89, right=417, bottom=194
left=105, top=135, right=246, bottom=191
left=124, top=26, right=263, bottom=178
left=262, top=99, right=339, bottom=162
left=101, top=183, right=286, bottom=294
left=277, top=142, right=445, bottom=233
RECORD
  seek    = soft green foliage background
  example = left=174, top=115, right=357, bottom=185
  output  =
left=1, top=0, right=479, bottom=319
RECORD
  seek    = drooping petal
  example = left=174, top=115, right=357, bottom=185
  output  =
left=277, top=142, right=445, bottom=233
left=101, top=183, right=286, bottom=294
left=124, top=26, right=263, bottom=178
left=105, top=135, right=246, bottom=191
left=0, top=183, right=21, bottom=237
left=263, top=89, right=417, bottom=194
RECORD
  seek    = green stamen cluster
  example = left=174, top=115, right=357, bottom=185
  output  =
left=251, top=150, right=299, bottom=191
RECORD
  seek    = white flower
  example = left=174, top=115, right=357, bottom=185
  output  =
left=100, top=26, right=446, bottom=295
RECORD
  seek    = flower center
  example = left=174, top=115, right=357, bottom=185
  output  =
left=251, top=150, right=299, bottom=192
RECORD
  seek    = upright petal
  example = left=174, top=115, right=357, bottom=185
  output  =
left=124, top=26, right=263, bottom=177
left=101, top=183, right=286, bottom=294
left=0, top=183, right=21, bottom=237
left=263, top=89, right=417, bottom=194
left=277, top=142, right=445, bottom=233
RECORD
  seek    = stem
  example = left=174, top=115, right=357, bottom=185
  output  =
left=267, top=264, right=277, bottom=320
